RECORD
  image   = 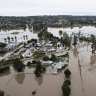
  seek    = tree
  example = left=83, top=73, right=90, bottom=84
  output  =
left=62, top=84, right=71, bottom=96
left=13, top=58, right=25, bottom=72
left=90, top=35, right=96, bottom=53
left=34, top=61, right=43, bottom=77
left=59, top=30, right=63, bottom=38
left=50, top=54, right=57, bottom=62
left=20, top=55, right=24, bottom=59
left=61, top=32, right=71, bottom=47
left=64, top=69, right=71, bottom=78
left=62, top=80, right=71, bottom=96
left=73, top=35, right=77, bottom=47
left=0, top=90, right=4, bottom=96
left=63, top=80, right=71, bottom=86
left=43, top=56, right=50, bottom=61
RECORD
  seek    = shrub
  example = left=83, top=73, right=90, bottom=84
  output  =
left=64, top=69, right=71, bottom=78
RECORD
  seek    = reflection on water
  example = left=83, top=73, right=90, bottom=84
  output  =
left=35, top=75, right=43, bottom=86
left=15, top=73, right=25, bottom=84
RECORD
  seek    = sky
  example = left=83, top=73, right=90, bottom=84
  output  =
left=0, top=0, right=96, bottom=16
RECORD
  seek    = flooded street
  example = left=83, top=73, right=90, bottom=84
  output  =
left=69, top=42, right=96, bottom=96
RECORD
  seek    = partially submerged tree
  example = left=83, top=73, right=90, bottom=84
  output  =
left=91, top=35, right=96, bottom=53
left=59, top=30, right=63, bottom=38
left=73, top=35, right=77, bottom=47
left=62, top=84, right=71, bottom=96
left=0, top=90, right=4, bottom=96
left=34, top=61, right=46, bottom=77
left=34, top=61, right=43, bottom=77
left=64, top=69, right=71, bottom=78
left=60, top=32, right=71, bottom=47
left=62, top=80, right=71, bottom=96
left=13, top=58, right=25, bottom=72
left=63, top=80, right=71, bottom=86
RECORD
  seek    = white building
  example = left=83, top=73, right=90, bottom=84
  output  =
left=0, top=29, right=38, bottom=44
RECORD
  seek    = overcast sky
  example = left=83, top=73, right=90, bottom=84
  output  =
left=0, top=0, right=96, bottom=16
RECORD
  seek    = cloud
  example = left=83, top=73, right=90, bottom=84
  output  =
left=0, top=0, right=96, bottom=16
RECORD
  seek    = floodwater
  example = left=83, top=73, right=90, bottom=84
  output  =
left=1, top=26, right=96, bottom=96
left=1, top=42, right=96, bottom=96
left=69, top=42, right=96, bottom=96
left=48, top=26, right=96, bottom=37
left=0, top=66, right=64, bottom=96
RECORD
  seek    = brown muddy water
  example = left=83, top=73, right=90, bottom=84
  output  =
left=1, top=42, right=96, bottom=96
left=0, top=66, right=64, bottom=96
left=69, top=42, right=96, bottom=96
